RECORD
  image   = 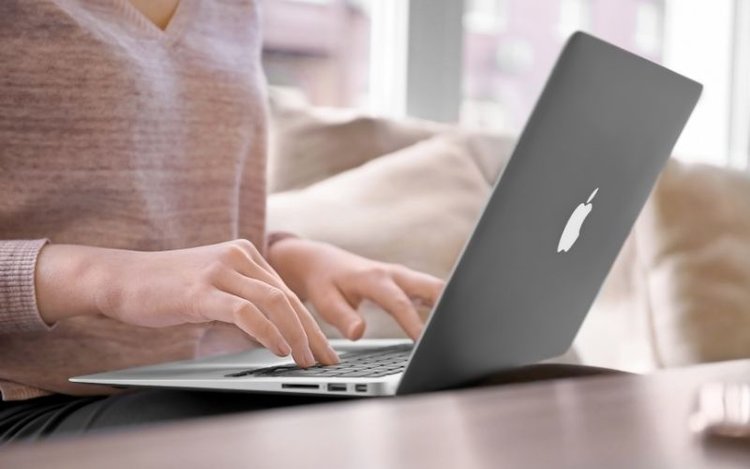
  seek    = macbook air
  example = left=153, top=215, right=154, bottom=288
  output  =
left=72, top=32, right=702, bottom=397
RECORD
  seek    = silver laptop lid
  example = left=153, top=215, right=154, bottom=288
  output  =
left=397, top=32, right=702, bottom=395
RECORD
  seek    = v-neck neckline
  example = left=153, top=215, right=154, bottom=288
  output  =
left=113, top=0, right=195, bottom=44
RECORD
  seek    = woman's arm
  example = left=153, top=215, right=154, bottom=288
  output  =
left=31, top=240, right=339, bottom=368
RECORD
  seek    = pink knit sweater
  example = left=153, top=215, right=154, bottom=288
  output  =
left=0, top=0, right=272, bottom=400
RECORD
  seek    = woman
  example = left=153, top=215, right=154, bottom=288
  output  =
left=0, top=0, right=446, bottom=441
left=0, top=0, right=620, bottom=443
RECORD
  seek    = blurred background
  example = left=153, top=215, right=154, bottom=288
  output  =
left=260, top=0, right=750, bottom=168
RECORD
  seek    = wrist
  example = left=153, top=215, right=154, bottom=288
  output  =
left=267, top=237, right=316, bottom=300
left=35, top=244, right=113, bottom=324
left=266, top=232, right=297, bottom=252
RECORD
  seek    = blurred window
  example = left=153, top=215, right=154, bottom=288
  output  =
left=635, top=1, right=662, bottom=55
left=462, top=0, right=666, bottom=137
left=558, top=0, right=591, bottom=39
left=260, top=0, right=750, bottom=169
left=464, top=0, right=509, bottom=34
left=260, top=0, right=372, bottom=108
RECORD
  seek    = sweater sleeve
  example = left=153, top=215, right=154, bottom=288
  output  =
left=265, top=231, right=297, bottom=253
left=0, top=239, right=51, bottom=334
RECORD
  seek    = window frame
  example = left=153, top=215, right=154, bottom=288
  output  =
left=729, top=0, right=750, bottom=170
left=368, top=0, right=465, bottom=123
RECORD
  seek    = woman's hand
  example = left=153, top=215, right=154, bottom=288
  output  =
left=268, top=238, right=445, bottom=341
left=35, top=240, right=339, bottom=368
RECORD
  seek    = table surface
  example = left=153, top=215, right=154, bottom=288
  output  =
left=3, top=360, right=750, bottom=469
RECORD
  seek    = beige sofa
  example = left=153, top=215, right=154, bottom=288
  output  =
left=266, top=92, right=750, bottom=372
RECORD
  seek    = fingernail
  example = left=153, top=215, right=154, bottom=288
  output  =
left=304, top=349, right=316, bottom=367
left=347, top=320, right=364, bottom=339
left=277, top=341, right=291, bottom=356
left=327, top=345, right=340, bottom=364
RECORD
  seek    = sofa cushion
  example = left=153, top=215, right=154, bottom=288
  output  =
left=268, top=91, right=449, bottom=193
left=635, top=159, right=750, bottom=366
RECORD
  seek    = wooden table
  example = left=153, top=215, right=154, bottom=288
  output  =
left=3, top=360, right=750, bottom=469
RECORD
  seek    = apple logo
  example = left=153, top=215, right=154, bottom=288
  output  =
left=557, top=188, right=599, bottom=253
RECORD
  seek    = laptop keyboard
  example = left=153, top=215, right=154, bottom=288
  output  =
left=225, top=344, right=413, bottom=379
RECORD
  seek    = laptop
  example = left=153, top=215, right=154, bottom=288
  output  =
left=72, top=32, right=702, bottom=397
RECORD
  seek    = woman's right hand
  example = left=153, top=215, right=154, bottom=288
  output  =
left=35, top=240, right=339, bottom=368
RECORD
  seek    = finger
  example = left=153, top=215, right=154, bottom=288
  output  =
left=220, top=271, right=315, bottom=368
left=391, top=266, right=445, bottom=307
left=361, top=278, right=424, bottom=340
left=293, top=298, right=341, bottom=365
left=226, top=249, right=339, bottom=365
left=314, top=288, right=366, bottom=340
left=204, top=290, right=291, bottom=357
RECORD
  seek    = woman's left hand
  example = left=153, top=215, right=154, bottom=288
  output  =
left=268, top=238, right=445, bottom=340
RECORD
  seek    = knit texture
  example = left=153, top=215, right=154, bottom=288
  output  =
left=0, top=240, right=50, bottom=333
left=0, top=0, right=272, bottom=399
